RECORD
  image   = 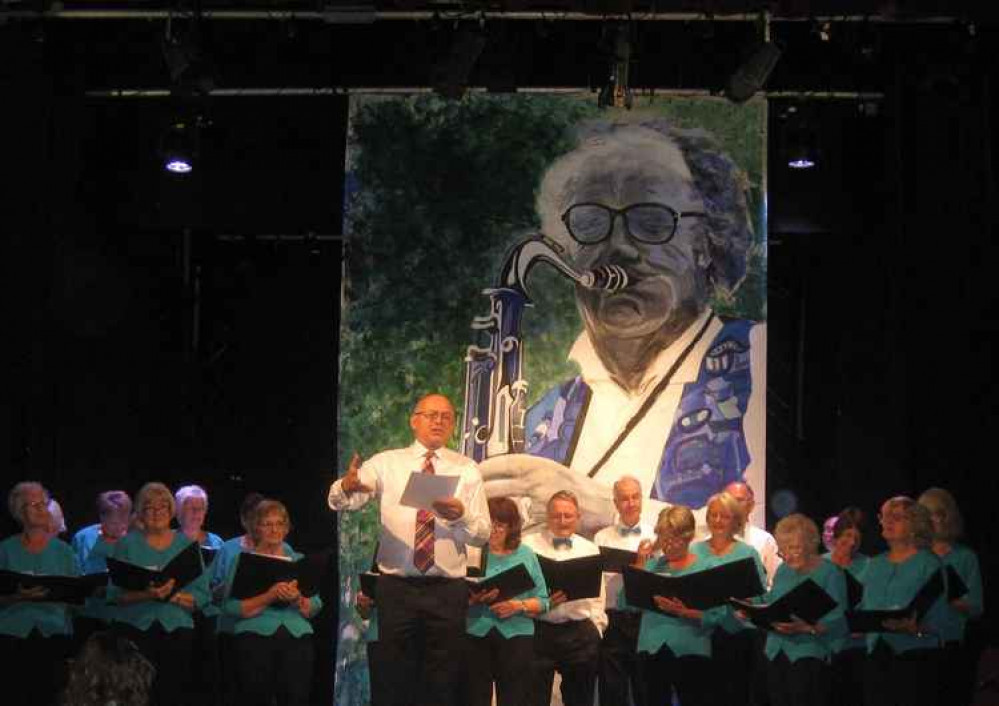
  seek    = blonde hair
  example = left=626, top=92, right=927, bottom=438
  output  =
left=883, top=496, right=934, bottom=550
left=918, top=487, right=963, bottom=542
left=7, top=481, right=49, bottom=525
left=706, top=491, right=746, bottom=535
left=249, top=499, right=292, bottom=544
left=655, top=505, right=696, bottom=540
left=774, top=513, right=820, bottom=557
left=133, top=482, right=175, bottom=528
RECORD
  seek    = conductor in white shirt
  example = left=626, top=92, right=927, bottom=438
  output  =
left=327, top=393, right=492, bottom=706
left=593, top=476, right=655, bottom=706
left=523, top=491, right=607, bottom=706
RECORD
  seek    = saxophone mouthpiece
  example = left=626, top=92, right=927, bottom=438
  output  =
left=581, top=265, right=629, bottom=292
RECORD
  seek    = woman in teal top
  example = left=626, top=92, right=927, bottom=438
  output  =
left=0, top=481, right=81, bottom=706
left=749, top=514, right=847, bottom=706
left=822, top=506, right=870, bottom=706
left=629, top=505, right=717, bottom=706
left=860, top=496, right=948, bottom=706
left=72, top=490, right=132, bottom=641
left=465, top=496, right=549, bottom=706
left=919, top=488, right=983, bottom=706
left=690, top=491, right=767, bottom=706
left=107, top=482, right=210, bottom=706
left=222, top=499, right=322, bottom=706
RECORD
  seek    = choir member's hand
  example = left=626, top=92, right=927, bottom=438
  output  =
left=734, top=609, right=750, bottom=622
left=148, top=579, right=176, bottom=601
left=297, top=596, right=312, bottom=617
left=635, top=540, right=656, bottom=567
left=549, top=590, right=568, bottom=608
left=951, top=598, right=972, bottom=615
left=490, top=600, right=523, bottom=620
left=883, top=615, right=923, bottom=636
left=16, top=584, right=50, bottom=601
left=773, top=615, right=820, bottom=635
left=469, top=588, right=500, bottom=606
left=170, top=591, right=196, bottom=612
left=356, top=592, right=374, bottom=619
left=432, top=497, right=464, bottom=521
left=275, top=581, right=301, bottom=603
left=653, top=595, right=690, bottom=618
left=341, top=452, right=372, bottom=495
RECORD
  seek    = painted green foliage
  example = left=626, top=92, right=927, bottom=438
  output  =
left=334, top=92, right=766, bottom=706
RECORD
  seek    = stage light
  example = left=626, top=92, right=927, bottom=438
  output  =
left=597, top=22, right=633, bottom=110
left=725, top=15, right=780, bottom=104
left=783, top=110, right=819, bottom=170
left=159, top=119, right=200, bottom=175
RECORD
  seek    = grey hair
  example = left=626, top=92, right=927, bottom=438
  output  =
left=536, top=119, right=753, bottom=294
left=7, top=481, right=49, bottom=525
left=174, top=484, right=209, bottom=514
left=774, top=513, right=821, bottom=557
left=612, top=475, right=643, bottom=498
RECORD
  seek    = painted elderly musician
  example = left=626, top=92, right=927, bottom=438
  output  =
left=482, top=119, right=766, bottom=533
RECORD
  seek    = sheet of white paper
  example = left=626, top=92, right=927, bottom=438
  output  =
left=398, top=472, right=461, bottom=511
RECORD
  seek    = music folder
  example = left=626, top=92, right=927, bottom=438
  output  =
left=0, top=570, right=107, bottom=605
left=359, top=571, right=379, bottom=600
left=623, top=557, right=764, bottom=612
left=200, top=546, right=219, bottom=567
left=846, top=569, right=944, bottom=633
left=599, top=546, right=639, bottom=574
left=107, top=541, right=204, bottom=594
left=844, top=571, right=864, bottom=609
left=946, top=565, right=969, bottom=601
left=229, top=550, right=329, bottom=600
left=729, top=578, right=838, bottom=629
left=466, top=563, right=535, bottom=603
left=537, top=554, right=604, bottom=601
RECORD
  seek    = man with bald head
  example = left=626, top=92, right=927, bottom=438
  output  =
left=593, top=476, right=655, bottom=706
left=724, top=481, right=780, bottom=587
left=329, top=393, right=491, bottom=706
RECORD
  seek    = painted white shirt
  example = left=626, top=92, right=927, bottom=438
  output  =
left=523, top=530, right=608, bottom=635
left=567, top=309, right=767, bottom=529
left=739, top=523, right=782, bottom=589
left=328, top=441, right=491, bottom=578
left=593, top=520, right=656, bottom=611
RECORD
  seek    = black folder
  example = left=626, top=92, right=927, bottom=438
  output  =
left=844, top=571, right=864, bottom=609
left=200, top=547, right=219, bottom=567
left=0, top=570, right=107, bottom=605
left=537, top=554, right=604, bottom=601
left=622, top=557, right=764, bottom=612
left=106, top=541, right=204, bottom=594
left=229, top=550, right=329, bottom=600
left=359, top=571, right=379, bottom=600
left=846, top=569, right=944, bottom=633
left=599, top=546, right=639, bottom=574
left=466, top=563, right=536, bottom=603
left=946, top=565, right=969, bottom=601
left=729, top=578, right=838, bottom=629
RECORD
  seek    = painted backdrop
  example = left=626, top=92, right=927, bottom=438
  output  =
left=334, top=93, right=767, bottom=705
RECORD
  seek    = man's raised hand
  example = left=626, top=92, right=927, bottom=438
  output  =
left=341, top=452, right=372, bottom=495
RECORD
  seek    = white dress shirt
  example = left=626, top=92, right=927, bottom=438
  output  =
left=739, top=523, right=781, bottom=589
left=523, top=530, right=608, bottom=635
left=593, top=520, right=655, bottom=611
left=328, top=441, right=491, bottom=578
left=566, top=310, right=768, bottom=530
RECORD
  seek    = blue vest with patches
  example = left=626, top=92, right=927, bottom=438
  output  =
left=524, top=318, right=755, bottom=510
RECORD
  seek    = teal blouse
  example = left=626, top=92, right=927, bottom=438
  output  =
left=221, top=547, right=323, bottom=638
left=859, top=549, right=947, bottom=654
left=467, top=544, right=549, bottom=639
left=106, top=530, right=210, bottom=632
left=937, top=544, right=984, bottom=644
left=691, top=539, right=767, bottom=634
left=0, top=535, right=80, bottom=638
left=72, top=524, right=120, bottom=622
left=822, top=552, right=869, bottom=653
left=760, top=559, right=848, bottom=663
left=629, top=556, right=713, bottom=658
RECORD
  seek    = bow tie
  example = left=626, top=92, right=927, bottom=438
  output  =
left=619, top=525, right=642, bottom=536
left=552, top=537, right=573, bottom=550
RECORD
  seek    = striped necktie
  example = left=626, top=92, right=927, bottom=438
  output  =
left=413, top=451, right=436, bottom=573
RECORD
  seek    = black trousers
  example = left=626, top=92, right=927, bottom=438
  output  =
left=377, top=575, right=469, bottom=706
left=115, top=623, right=195, bottom=706
left=533, top=619, right=601, bottom=706
left=367, top=640, right=388, bottom=706
left=711, top=629, right=757, bottom=706
left=940, top=641, right=977, bottom=706
left=231, top=628, right=315, bottom=706
left=191, top=611, right=221, bottom=706
left=466, top=630, right=536, bottom=706
left=599, top=610, right=646, bottom=706
left=0, top=631, right=72, bottom=706
left=766, top=653, right=831, bottom=706
left=642, top=646, right=714, bottom=706
left=863, top=642, right=941, bottom=706
left=830, top=646, right=866, bottom=706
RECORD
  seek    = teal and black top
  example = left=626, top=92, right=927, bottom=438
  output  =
left=221, top=546, right=323, bottom=637
left=859, top=549, right=947, bottom=654
left=628, top=555, right=713, bottom=658
left=466, top=544, right=549, bottom=639
left=822, top=552, right=869, bottom=653
left=72, top=524, right=121, bottom=622
left=691, top=539, right=767, bottom=634
left=106, top=530, right=210, bottom=632
left=937, top=544, right=984, bottom=644
left=0, top=535, right=80, bottom=638
left=760, top=558, right=848, bottom=663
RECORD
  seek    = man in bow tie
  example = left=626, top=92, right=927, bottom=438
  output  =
left=523, top=491, right=607, bottom=706
left=328, top=393, right=491, bottom=706
left=593, top=476, right=656, bottom=706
